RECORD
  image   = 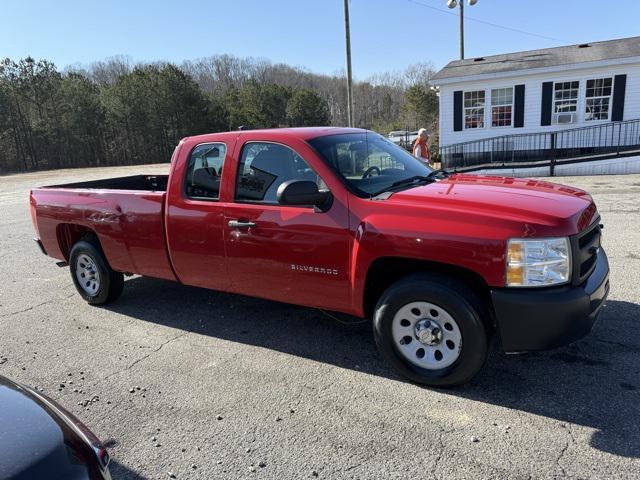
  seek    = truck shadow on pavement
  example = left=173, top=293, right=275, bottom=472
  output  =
left=106, top=277, right=640, bottom=459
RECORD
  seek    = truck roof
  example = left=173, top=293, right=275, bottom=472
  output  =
left=184, top=126, right=366, bottom=144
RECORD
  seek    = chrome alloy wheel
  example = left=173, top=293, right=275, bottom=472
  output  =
left=391, top=301, right=462, bottom=369
left=75, top=254, right=101, bottom=296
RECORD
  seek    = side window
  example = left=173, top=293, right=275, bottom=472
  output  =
left=185, top=143, right=226, bottom=200
left=235, top=142, right=326, bottom=204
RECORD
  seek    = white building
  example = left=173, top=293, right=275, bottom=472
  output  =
left=431, top=36, right=640, bottom=172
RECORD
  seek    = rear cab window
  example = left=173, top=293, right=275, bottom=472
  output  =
left=184, top=143, right=227, bottom=200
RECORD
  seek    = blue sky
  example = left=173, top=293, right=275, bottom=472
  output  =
left=1, top=0, right=638, bottom=79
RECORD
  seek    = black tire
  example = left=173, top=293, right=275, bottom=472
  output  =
left=69, top=239, right=124, bottom=305
left=373, top=273, right=489, bottom=387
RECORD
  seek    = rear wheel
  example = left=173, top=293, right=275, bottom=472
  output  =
left=373, top=273, right=489, bottom=387
left=69, top=240, right=124, bottom=305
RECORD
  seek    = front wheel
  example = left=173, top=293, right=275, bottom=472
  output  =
left=373, top=273, right=489, bottom=387
left=69, top=240, right=124, bottom=305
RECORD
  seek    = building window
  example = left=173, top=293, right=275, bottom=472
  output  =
left=553, top=81, right=579, bottom=113
left=464, top=90, right=485, bottom=129
left=491, top=87, right=513, bottom=127
left=585, top=77, right=613, bottom=121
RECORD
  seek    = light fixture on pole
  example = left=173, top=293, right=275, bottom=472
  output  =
left=447, top=0, right=478, bottom=60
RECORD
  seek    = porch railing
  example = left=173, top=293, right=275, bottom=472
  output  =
left=439, top=118, right=640, bottom=171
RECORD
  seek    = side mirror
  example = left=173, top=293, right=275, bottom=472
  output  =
left=277, top=180, right=333, bottom=212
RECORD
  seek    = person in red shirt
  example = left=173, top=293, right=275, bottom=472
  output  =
left=412, top=128, right=431, bottom=164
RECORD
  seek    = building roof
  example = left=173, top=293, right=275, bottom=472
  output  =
left=431, top=36, right=640, bottom=82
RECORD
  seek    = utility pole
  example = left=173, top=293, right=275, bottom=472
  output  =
left=343, top=0, right=354, bottom=127
left=459, top=0, right=464, bottom=60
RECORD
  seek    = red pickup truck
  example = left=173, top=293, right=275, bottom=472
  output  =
left=30, top=127, right=609, bottom=386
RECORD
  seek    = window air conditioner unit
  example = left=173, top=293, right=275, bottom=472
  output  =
left=553, top=112, right=576, bottom=124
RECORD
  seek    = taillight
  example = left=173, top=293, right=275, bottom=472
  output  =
left=29, top=191, right=40, bottom=237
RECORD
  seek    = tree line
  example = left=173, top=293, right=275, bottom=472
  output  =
left=0, top=55, right=439, bottom=173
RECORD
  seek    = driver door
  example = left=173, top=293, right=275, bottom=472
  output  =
left=224, top=140, right=351, bottom=311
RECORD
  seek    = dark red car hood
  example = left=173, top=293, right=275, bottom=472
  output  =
left=0, top=375, right=108, bottom=480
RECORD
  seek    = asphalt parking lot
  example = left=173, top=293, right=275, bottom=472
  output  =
left=1, top=165, right=639, bottom=479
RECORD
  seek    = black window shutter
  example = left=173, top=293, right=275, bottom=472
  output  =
left=540, top=82, right=553, bottom=126
left=611, top=74, right=627, bottom=121
left=453, top=90, right=463, bottom=132
left=513, top=84, right=525, bottom=128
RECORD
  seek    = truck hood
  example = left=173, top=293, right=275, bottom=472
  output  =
left=387, top=174, right=596, bottom=234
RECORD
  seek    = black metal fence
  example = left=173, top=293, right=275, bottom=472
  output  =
left=440, top=119, right=640, bottom=170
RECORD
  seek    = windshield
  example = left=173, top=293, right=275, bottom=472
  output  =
left=307, top=132, right=432, bottom=197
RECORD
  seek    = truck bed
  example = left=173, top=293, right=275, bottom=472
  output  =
left=31, top=175, right=176, bottom=282
left=45, top=174, right=169, bottom=191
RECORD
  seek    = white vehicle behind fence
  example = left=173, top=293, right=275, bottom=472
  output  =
left=388, top=130, right=419, bottom=150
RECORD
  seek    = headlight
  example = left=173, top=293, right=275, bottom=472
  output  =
left=506, top=237, right=571, bottom=287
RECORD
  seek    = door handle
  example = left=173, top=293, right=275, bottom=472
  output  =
left=228, top=219, right=256, bottom=229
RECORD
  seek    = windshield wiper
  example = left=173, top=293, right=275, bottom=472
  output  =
left=388, top=175, right=433, bottom=189
left=370, top=175, right=432, bottom=197
left=370, top=168, right=452, bottom=198
left=426, top=168, right=450, bottom=179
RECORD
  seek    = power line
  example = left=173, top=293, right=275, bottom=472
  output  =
left=407, top=0, right=575, bottom=45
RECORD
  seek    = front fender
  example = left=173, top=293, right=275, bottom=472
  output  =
left=349, top=212, right=506, bottom=316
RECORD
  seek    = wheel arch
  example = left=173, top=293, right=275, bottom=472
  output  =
left=362, top=256, right=495, bottom=325
left=56, top=223, right=101, bottom=261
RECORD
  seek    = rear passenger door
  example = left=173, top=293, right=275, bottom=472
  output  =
left=165, top=141, right=232, bottom=291
left=224, top=140, right=351, bottom=310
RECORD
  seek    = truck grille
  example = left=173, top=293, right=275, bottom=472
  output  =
left=570, top=216, right=602, bottom=286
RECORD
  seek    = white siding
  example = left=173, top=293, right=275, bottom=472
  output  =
left=437, top=62, right=640, bottom=148
left=471, top=156, right=640, bottom=177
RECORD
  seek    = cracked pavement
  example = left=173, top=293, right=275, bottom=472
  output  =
left=1, top=165, right=640, bottom=479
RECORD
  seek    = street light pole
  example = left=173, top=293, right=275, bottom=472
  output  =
left=447, top=0, right=477, bottom=60
left=343, top=0, right=354, bottom=127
